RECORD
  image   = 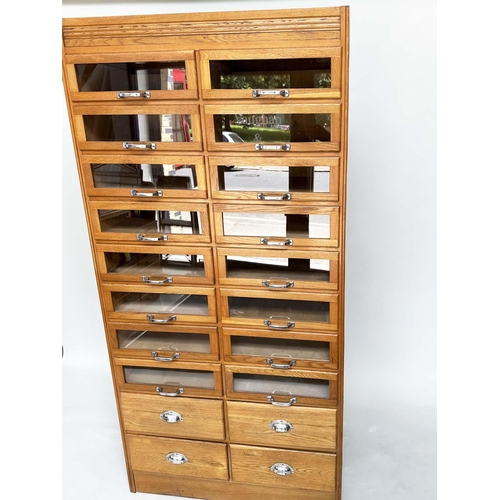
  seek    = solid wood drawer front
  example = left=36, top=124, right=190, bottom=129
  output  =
left=199, top=47, right=341, bottom=100
left=219, top=288, right=338, bottom=332
left=223, top=328, right=337, bottom=370
left=208, top=156, right=341, bottom=203
left=230, top=444, right=336, bottom=492
left=108, top=323, right=219, bottom=362
left=225, top=365, right=338, bottom=408
left=96, top=244, right=214, bottom=285
left=81, top=154, right=207, bottom=199
left=213, top=204, right=340, bottom=248
left=89, top=200, right=211, bottom=244
left=205, top=104, right=341, bottom=153
left=72, top=103, right=202, bottom=152
left=227, top=401, right=336, bottom=451
left=121, top=392, right=225, bottom=440
left=64, top=50, right=198, bottom=102
left=128, top=435, right=228, bottom=480
left=102, top=284, right=217, bottom=324
left=116, top=359, right=222, bottom=398
left=217, top=247, right=339, bottom=291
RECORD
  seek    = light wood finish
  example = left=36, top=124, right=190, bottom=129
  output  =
left=230, top=444, right=336, bottom=492
left=121, top=392, right=225, bottom=440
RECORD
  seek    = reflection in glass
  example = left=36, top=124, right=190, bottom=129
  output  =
left=75, top=62, right=188, bottom=92
left=124, top=367, right=214, bottom=388
left=111, top=292, right=209, bottom=315
left=118, top=330, right=211, bottom=353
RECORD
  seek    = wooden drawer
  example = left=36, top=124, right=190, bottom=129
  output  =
left=89, top=200, right=211, bottom=244
left=217, top=247, right=339, bottom=291
left=213, top=204, right=339, bottom=248
left=219, top=288, right=338, bottom=332
left=115, top=358, right=222, bottom=398
left=128, top=435, right=228, bottom=480
left=225, top=365, right=337, bottom=408
left=101, top=284, right=217, bottom=324
left=222, top=327, right=337, bottom=370
left=72, top=103, right=202, bottom=152
left=96, top=244, right=214, bottom=286
left=227, top=401, right=336, bottom=451
left=81, top=154, right=207, bottom=199
left=121, top=392, right=225, bottom=440
left=230, top=444, right=336, bottom=492
left=208, top=156, right=341, bottom=204
left=108, top=323, right=219, bottom=362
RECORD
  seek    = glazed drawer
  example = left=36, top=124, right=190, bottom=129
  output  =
left=208, top=156, right=341, bottom=203
left=108, top=323, right=219, bottom=362
left=115, top=358, right=222, bottom=398
left=224, top=365, right=338, bottom=408
left=219, top=288, right=338, bottom=332
left=121, top=392, right=225, bottom=440
left=89, top=201, right=211, bottom=244
left=222, top=328, right=337, bottom=370
left=217, top=247, right=339, bottom=291
left=128, top=435, right=228, bottom=480
left=81, top=154, right=207, bottom=199
left=213, top=204, right=339, bottom=248
left=102, top=284, right=217, bottom=324
left=64, top=50, right=198, bottom=101
left=227, top=401, right=336, bottom=452
left=72, top=103, right=202, bottom=152
left=199, top=47, right=341, bottom=100
left=96, top=244, right=214, bottom=285
left=230, top=444, right=336, bottom=492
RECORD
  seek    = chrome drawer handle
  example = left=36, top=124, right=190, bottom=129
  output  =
left=156, top=386, right=184, bottom=397
left=264, top=316, right=295, bottom=330
left=267, top=395, right=297, bottom=407
left=255, top=143, right=291, bottom=151
left=160, top=410, right=183, bottom=423
left=266, top=358, right=296, bottom=369
left=117, top=91, right=151, bottom=99
left=151, top=351, right=180, bottom=362
left=271, top=463, right=294, bottom=476
left=252, top=89, right=290, bottom=98
left=270, top=420, right=294, bottom=433
left=257, top=193, right=291, bottom=201
left=137, top=234, right=167, bottom=242
left=130, top=189, right=163, bottom=197
left=262, top=280, right=294, bottom=289
left=147, top=314, right=177, bottom=324
left=142, top=276, right=173, bottom=284
left=123, top=142, right=156, bottom=150
left=260, top=238, right=293, bottom=246
left=166, top=452, right=188, bottom=464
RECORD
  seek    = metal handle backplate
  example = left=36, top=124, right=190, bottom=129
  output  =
left=252, top=89, right=290, bottom=98
left=260, top=238, right=293, bottom=246
left=156, top=387, right=184, bottom=397
left=117, top=91, right=151, bottom=99
left=257, top=193, right=292, bottom=201
left=270, top=463, right=295, bottom=475
left=266, top=358, right=297, bottom=369
left=270, top=420, right=294, bottom=433
left=151, top=351, right=180, bottom=362
left=123, top=142, right=156, bottom=150
left=147, top=314, right=177, bottom=324
left=130, top=189, right=163, bottom=197
left=267, top=395, right=297, bottom=407
left=160, top=410, right=183, bottom=423
left=255, top=143, right=291, bottom=151
left=166, top=452, right=188, bottom=464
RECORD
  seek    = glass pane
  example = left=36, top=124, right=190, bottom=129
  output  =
left=105, top=252, right=206, bottom=277
left=209, top=58, right=331, bottom=90
left=218, top=165, right=330, bottom=193
left=83, top=114, right=193, bottom=142
left=117, top=330, right=211, bottom=353
left=75, top=62, right=188, bottom=91
left=214, top=113, right=330, bottom=143
left=124, top=367, right=214, bottom=388
left=222, top=212, right=329, bottom=239
left=225, top=255, right=329, bottom=282
left=98, top=209, right=202, bottom=235
left=111, top=292, right=209, bottom=315
left=92, top=163, right=198, bottom=190
left=228, top=296, right=329, bottom=323
left=231, top=336, right=329, bottom=360
left=233, top=373, right=330, bottom=399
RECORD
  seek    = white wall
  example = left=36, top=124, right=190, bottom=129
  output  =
left=62, top=2, right=436, bottom=499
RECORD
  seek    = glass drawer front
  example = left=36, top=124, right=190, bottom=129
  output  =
left=231, top=337, right=329, bottom=360
left=124, top=367, right=215, bottom=389
left=118, top=330, right=211, bottom=353
left=112, top=292, right=208, bottom=315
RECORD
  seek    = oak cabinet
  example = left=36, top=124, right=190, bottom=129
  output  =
left=63, top=6, right=348, bottom=500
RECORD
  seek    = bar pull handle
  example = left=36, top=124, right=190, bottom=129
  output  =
left=156, top=386, right=184, bottom=397
left=260, top=238, right=293, bottom=246
left=117, top=91, right=151, bottom=99
left=123, top=142, right=156, bottom=150
left=255, top=143, right=291, bottom=151
left=252, top=89, right=290, bottom=98
left=142, top=276, right=173, bottom=284
left=130, top=189, right=163, bottom=197
left=151, top=351, right=180, bottom=362
left=137, top=234, right=168, bottom=242
left=257, top=193, right=291, bottom=201
left=267, top=395, right=297, bottom=407
left=147, top=314, right=177, bottom=324
left=262, top=280, right=294, bottom=289
left=264, top=316, right=295, bottom=330
left=266, top=358, right=297, bottom=369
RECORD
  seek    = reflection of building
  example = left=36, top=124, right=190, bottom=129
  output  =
left=161, top=68, right=190, bottom=143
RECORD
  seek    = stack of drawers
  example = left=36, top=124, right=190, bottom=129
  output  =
left=63, top=6, right=348, bottom=500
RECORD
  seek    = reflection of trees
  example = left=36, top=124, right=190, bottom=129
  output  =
left=220, top=73, right=331, bottom=90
